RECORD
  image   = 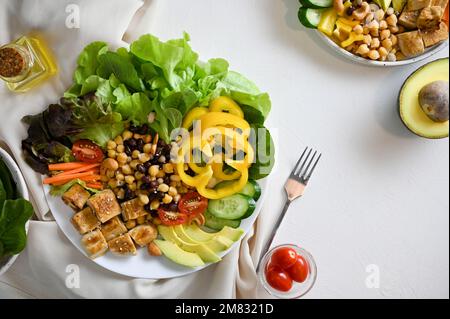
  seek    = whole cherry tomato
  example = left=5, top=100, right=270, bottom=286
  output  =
left=270, top=247, right=298, bottom=269
left=265, top=264, right=293, bottom=292
left=286, top=255, right=309, bottom=283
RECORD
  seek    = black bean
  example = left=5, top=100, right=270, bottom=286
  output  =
left=346, top=6, right=355, bottom=16
left=138, top=124, right=149, bottom=135
left=150, top=180, right=159, bottom=188
left=140, top=183, right=150, bottom=190
left=136, top=139, right=144, bottom=152
left=141, top=176, right=151, bottom=184
left=168, top=203, right=178, bottom=212
left=129, top=125, right=139, bottom=133
left=164, top=176, right=171, bottom=185
left=124, top=145, right=132, bottom=156
left=124, top=189, right=135, bottom=201
left=128, top=139, right=137, bottom=148
left=136, top=164, right=146, bottom=173
left=144, top=203, right=151, bottom=212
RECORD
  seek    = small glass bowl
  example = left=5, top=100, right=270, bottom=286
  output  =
left=258, top=244, right=317, bottom=299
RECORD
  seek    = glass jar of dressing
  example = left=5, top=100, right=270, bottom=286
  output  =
left=0, top=35, right=57, bottom=92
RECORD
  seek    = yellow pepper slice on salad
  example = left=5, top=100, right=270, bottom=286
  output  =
left=209, top=96, right=244, bottom=118
left=318, top=8, right=338, bottom=37
left=182, top=107, right=209, bottom=129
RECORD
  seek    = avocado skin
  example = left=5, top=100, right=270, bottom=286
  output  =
left=397, top=58, right=449, bottom=139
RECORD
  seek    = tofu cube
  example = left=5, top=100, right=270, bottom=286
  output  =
left=422, top=22, right=449, bottom=46
left=397, top=31, right=425, bottom=57
left=417, top=6, right=444, bottom=29
left=107, top=233, right=137, bottom=256
left=128, top=225, right=158, bottom=247
left=407, top=0, right=432, bottom=11
left=121, top=198, right=147, bottom=221
left=62, top=184, right=90, bottom=210
left=87, top=189, right=121, bottom=223
left=399, top=10, right=421, bottom=29
left=71, top=207, right=100, bottom=234
left=101, top=216, right=127, bottom=241
left=81, top=229, right=108, bottom=259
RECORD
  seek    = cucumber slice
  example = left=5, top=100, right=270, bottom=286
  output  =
left=208, top=194, right=255, bottom=220
left=299, top=0, right=333, bottom=8
left=205, top=211, right=241, bottom=231
left=215, top=180, right=262, bottom=201
left=298, top=7, right=325, bottom=29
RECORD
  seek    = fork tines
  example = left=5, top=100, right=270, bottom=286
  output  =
left=290, top=147, right=322, bottom=184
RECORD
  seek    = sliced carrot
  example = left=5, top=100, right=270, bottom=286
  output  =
left=57, top=163, right=101, bottom=176
left=48, top=162, right=94, bottom=171
left=444, top=4, right=449, bottom=28
left=79, top=175, right=102, bottom=182
left=85, top=182, right=103, bottom=190
left=43, top=171, right=95, bottom=185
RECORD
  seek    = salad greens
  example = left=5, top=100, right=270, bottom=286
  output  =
left=0, top=158, right=34, bottom=258
left=65, top=33, right=271, bottom=142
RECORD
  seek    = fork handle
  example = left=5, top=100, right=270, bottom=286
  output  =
left=256, top=200, right=291, bottom=272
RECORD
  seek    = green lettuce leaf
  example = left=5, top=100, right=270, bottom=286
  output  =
left=74, top=42, right=108, bottom=85
left=115, top=93, right=154, bottom=125
left=97, top=52, right=144, bottom=91
left=50, top=179, right=100, bottom=196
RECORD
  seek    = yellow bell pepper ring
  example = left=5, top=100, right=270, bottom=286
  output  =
left=338, top=17, right=360, bottom=27
left=198, top=112, right=250, bottom=135
left=341, top=32, right=364, bottom=48
left=212, top=162, right=241, bottom=181
left=318, top=8, right=338, bottom=37
left=209, top=96, right=244, bottom=118
left=182, top=107, right=209, bottom=129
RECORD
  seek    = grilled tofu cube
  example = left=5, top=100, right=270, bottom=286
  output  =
left=422, top=22, right=449, bottom=46
left=87, top=189, right=121, bottom=223
left=399, top=10, right=421, bottom=29
left=431, top=0, right=449, bottom=9
left=128, top=224, right=158, bottom=247
left=398, top=31, right=425, bottom=57
left=108, top=233, right=137, bottom=256
left=62, top=184, right=90, bottom=210
left=81, top=229, right=108, bottom=259
left=71, top=207, right=100, bottom=234
left=101, top=216, right=127, bottom=241
left=417, top=6, right=444, bottom=29
left=121, top=198, right=147, bottom=221
left=407, top=0, right=432, bottom=10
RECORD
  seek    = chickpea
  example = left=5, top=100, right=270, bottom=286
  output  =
left=107, top=140, right=117, bottom=150
left=122, top=164, right=132, bottom=175
left=174, top=194, right=181, bottom=203
left=368, top=49, right=380, bottom=60
left=139, top=153, right=151, bottom=163
left=381, top=38, right=393, bottom=50
left=132, top=150, right=140, bottom=159
left=374, top=9, right=384, bottom=21
left=390, top=34, right=398, bottom=46
left=117, top=152, right=127, bottom=164
left=163, top=163, right=174, bottom=174
left=126, top=219, right=137, bottom=229
left=356, top=44, right=370, bottom=56
left=133, top=133, right=142, bottom=140
left=143, top=143, right=153, bottom=154
left=148, top=242, right=162, bottom=256
left=157, top=177, right=164, bottom=184
left=156, top=170, right=166, bottom=178
left=122, top=130, right=133, bottom=140
left=102, top=158, right=119, bottom=171
left=378, top=47, right=388, bottom=58
left=386, top=14, right=397, bottom=27
left=125, top=175, right=135, bottom=185
left=380, top=29, right=390, bottom=40
left=158, top=155, right=166, bottom=163
left=149, top=165, right=159, bottom=177
left=135, top=171, right=145, bottom=180
left=363, top=34, right=372, bottom=45
left=365, top=12, right=374, bottom=24
left=363, top=26, right=370, bottom=35
left=158, top=183, right=170, bottom=193
left=150, top=200, right=160, bottom=210
left=162, top=194, right=173, bottom=204
left=108, top=179, right=119, bottom=189
left=128, top=182, right=137, bottom=191
left=370, top=38, right=380, bottom=49
left=130, top=160, right=140, bottom=170
left=379, top=20, right=388, bottom=30
left=386, top=7, right=394, bottom=16
left=107, top=150, right=116, bottom=158
left=117, top=189, right=125, bottom=200
left=168, top=186, right=177, bottom=197
left=353, top=24, right=364, bottom=35
left=137, top=216, right=146, bottom=225
left=170, top=175, right=181, bottom=182
left=139, top=194, right=150, bottom=205
left=352, top=2, right=370, bottom=21
left=389, top=25, right=399, bottom=33
left=116, top=173, right=125, bottom=181
left=106, top=170, right=116, bottom=179
left=387, top=53, right=397, bottom=62
left=114, top=135, right=123, bottom=145
left=116, top=144, right=125, bottom=153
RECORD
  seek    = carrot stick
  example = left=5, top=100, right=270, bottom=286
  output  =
left=48, top=162, right=94, bottom=171
left=85, top=183, right=103, bottom=190
left=79, top=175, right=102, bottom=182
left=43, top=171, right=95, bottom=185
left=56, top=163, right=101, bottom=176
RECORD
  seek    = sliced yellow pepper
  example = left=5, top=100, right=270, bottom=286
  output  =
left=209, top=96, right=244, bottom=118
left=182, top=107, right=209, bottom=129
left=341, top=32, right=364, bottom=48
left=336, top=20, right=352, bottom=34
left=338, top=17, right=360, bottom=27
left=318, top=8, right=338, bottom=37
left=198, top=112, right=250, bottom=135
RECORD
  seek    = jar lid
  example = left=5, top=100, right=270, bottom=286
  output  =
left=0, top=44, right=32, bottom=82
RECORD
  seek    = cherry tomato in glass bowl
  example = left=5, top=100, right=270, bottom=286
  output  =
left=72, top=140, right=104, bottom=163
left=265, top=264, right=293, bottom=292
left=158, top=208, right=188, bottom=226
left=178, top=192, right=208, bottom=220
left=286, top=255, right=309, bottom=283
left=270, top=247, right=298, bottom=269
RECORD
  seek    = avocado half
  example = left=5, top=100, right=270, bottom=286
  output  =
left=399, top=58, right=449, bottom=139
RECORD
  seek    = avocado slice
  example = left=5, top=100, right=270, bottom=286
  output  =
left=373, top=0, right=392, bottom=10
left=185, top=224, right=244, bottom=242
left=158, top=226, right=221, bottom=263
left=392, top=0, right=407, bottom=13
left=173, top=225, right=234, bottom=253
left=399, top=58, right=449, bottom=139
left=153, top=240, right=204, bottom=268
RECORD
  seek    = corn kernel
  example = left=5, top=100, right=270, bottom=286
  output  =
left=156, top=170, right=165, bottom=178
left=149, top=165, right=159, bottom=177
left=162, top=194, right=173, bottom=204
left=150, top=200, right=160, bottom=210
left=168, top=186, right=177, bottom=197
left=170, top=175, right=181, bottom=182
left=125, top=175, right=135, bottom=184
left=163, top=163, right=174, bottom=174
left=139, top=194, right=150, bottom=205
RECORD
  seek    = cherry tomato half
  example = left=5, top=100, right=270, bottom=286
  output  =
left=72, top=140, right=104, bottom=163
left=265, top=264, right=293, bottom=292
left=178, top=192, right=208, bottom=220
left=270, top=247, right=298, bottom=269
left=286, top=255, right=309, bottom=283
left=158, top=208, right=188, bottom=226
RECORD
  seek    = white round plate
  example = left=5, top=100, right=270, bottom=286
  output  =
left=0, top=147, right=30, bottom=277
left=44, top=178, right=267, bottom=279
left=318, top=32, right=449, bottom=67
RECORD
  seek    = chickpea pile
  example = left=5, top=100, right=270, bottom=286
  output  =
left=340, top=0, right=404, bottom=61
left=100, top=125, right=191, bottom=224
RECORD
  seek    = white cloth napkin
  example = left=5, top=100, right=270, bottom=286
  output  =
left=0, top=0, right=270, bottom=298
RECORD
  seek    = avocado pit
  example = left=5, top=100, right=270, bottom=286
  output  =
left=419, top=81, right=449, bottom=123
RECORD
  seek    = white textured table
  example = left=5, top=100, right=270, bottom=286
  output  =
left=1, top=0, right=448, bottom=299
left=141, top=0, right=449, bottom=299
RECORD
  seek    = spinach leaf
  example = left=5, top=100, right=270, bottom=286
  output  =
left=248, top=125, right=275, bottom=180
left=0, top=159, right=16, bottom=200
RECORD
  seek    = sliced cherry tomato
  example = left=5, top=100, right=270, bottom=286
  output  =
left=72, top=140, right=104, bottom=163
left=286, top=255, right=309, bottom=283
left=270, top=247, right=298, bottom=269
left=178, top=192, right=208, bottom=220
left=158, top=208, right=188, bottom=226
left=265, top=264, right=293, bottom=292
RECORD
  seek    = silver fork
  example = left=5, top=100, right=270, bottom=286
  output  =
left=256, top=147, right=322, bottom=272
